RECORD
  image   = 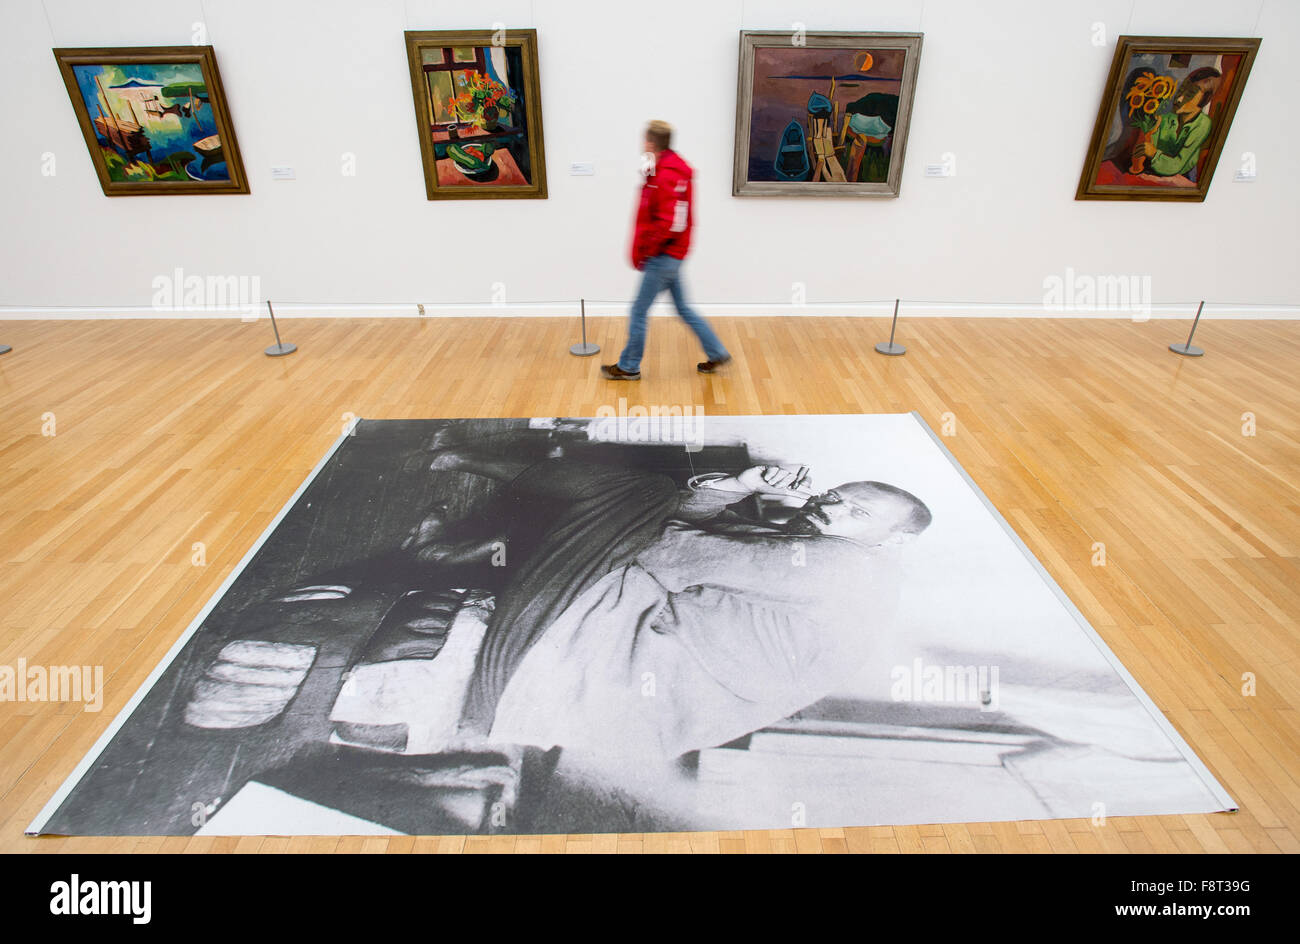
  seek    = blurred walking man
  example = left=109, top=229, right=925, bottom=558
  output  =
left=601, top=120, right=730, bottom=381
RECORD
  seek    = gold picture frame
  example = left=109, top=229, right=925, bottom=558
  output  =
left=405, top=29, right=548, bottom=200
left=1075, top=35, right=1260, bottom=202
left=53, top=45, right=249, bottom=196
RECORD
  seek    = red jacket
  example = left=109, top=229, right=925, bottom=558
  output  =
left=630, top=149, right=693, bottom=269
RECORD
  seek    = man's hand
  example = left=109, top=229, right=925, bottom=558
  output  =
left=733, top=464, right=811, bottom=497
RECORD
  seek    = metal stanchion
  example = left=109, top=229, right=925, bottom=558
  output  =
left=875, top=298, right=906, bottom=356
left=264, top=300, right=297, bottom=357
left=569, top=297, right=599, bottom=356
left=1169, top=300, right=1206, bottom=357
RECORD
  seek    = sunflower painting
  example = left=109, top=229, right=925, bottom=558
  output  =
left=1076, top=36, right=1260, bottom=202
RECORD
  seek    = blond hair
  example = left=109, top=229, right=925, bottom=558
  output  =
left=646, top=120, right=673, bottom=151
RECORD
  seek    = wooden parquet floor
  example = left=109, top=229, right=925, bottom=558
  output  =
left=0, top=314, right=1295, bottom=853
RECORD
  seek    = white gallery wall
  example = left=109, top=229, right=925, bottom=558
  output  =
left=1, top=0, right=1296, bottom=319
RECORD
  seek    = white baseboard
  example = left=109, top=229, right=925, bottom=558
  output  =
left=1, top=301, right=1296, bottom=320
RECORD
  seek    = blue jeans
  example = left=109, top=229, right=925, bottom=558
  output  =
left=617, top=255, right=729, bottom=373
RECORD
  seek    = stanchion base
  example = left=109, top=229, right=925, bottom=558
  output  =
left=265, top=342, right=297, bottom=357
left=1169, top=343, right=1204, bottom=357
left=570, top=342, right=600, bottom=356
left=874, top=342, right=906, bottom=356
left=0, top=345, right=11, bottom=355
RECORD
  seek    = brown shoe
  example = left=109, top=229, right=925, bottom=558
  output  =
left=697, top=355, right=732, bottom=373
left=601, top=363, right=641, bottom=380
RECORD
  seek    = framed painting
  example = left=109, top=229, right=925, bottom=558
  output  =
left=53, top=46, right=249, bottom=196
left=405, top=29, right=548, bottom=200
left=733, top=31, right=923, bottom=197
left=1076, top=36, right=1260, bottom=202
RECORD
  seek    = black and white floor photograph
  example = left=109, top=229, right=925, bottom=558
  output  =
left=29, top=415, right=1233, bottom=836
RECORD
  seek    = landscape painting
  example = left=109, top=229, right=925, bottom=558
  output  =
left=733, top=31, right=923, bottom=197
left=405, top=30, right=548, bottom=200
left=1076, top=36, right=1260, bottom=201
left=54, top=46, right=248, bottom=196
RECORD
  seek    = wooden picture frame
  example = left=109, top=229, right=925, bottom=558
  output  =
left=405, top=29, right=548, bottom=200
left=53, top=45, right=249, bottom=196
left=733, top=30, right=923, bottom=198
left=1075, top=36, right=1260, bottom=202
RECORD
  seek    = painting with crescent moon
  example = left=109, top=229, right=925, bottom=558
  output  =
left=733, top=31, right=923, bottom=197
